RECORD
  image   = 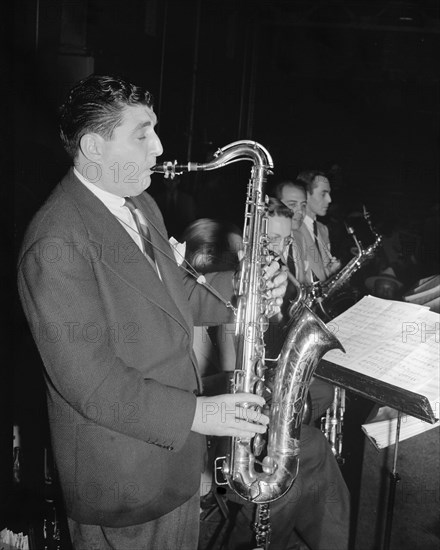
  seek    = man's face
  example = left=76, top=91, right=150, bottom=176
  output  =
left=307, top=176, right=332, bottom=217
left=93, top=104, right=163, bottom=197
left=267, top=215, right=292, bottom=258
left=279, top=185, right=307, bottom=230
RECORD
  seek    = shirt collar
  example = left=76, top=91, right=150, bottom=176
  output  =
left=73, top=167, right=125, bottom=210
left=303, top=214, right=314, bottom=233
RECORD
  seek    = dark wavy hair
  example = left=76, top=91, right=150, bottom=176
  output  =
left=59, top=74, right=154, bottom=159
left=296, top=170, right=327, bottom=194
left=182, top=219, right=242, bottom=273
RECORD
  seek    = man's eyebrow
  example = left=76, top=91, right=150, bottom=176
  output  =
left=133, top=114, right=158, bottom=131
left=133, top=121, right=152, bottom=132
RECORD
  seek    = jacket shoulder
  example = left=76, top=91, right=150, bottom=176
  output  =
left=18, top=174, right=91, bottom=263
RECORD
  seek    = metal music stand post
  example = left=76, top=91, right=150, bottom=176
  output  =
left=382, top=411, right=402, bottom=550
left=314, top=360, right=437, bottom=550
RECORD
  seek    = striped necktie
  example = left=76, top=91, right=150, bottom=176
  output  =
left=313, top=219, right=323, bottom=261
left=124, top=198, right=156, bottom=265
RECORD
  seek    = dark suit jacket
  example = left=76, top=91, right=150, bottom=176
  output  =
left=17, top=169, right=234, bottom=527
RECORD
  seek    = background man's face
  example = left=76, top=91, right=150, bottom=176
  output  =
left=307, top=176, right=332, bottom=217
left=267, top=215, right=292, bottom=258
left=280, top=185, right=307, bottom=229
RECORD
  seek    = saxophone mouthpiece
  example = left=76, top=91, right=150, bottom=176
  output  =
left=152, top=161, right=199, bottom=179
left=151, top=161, right=180, bottom=179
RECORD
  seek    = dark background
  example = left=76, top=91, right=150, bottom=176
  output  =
left=12, top=0, right=440, bottom=243
left=5, top=0, right=440, bottom=547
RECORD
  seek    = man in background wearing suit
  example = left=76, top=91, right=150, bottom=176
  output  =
left=294, top=170, right=341, bottom=282
left=17, top=74, right=287, bottom=550
left=274, top=181, right=311, bottom=285
left=184, top=213, right=350, bottom=550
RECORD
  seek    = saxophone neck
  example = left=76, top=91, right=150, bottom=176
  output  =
left=152, top=140, right=274, bottom=179
left=320, top=224, right=365, bottom=300
left=345, top=223, right=363, bottom=257
left=363, top=204, right=382, bottom=240
left=322, top=219, right=382, bottom=301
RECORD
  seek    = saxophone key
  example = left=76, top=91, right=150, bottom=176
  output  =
left=252, top=433, right=266, bottom=457
left=254, top=359, right=265, bottom=378
left=254, top=380, right=265, bottom=396
left=258, top=314, right=269, bottom=333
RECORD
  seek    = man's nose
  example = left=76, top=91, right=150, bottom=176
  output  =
left=152, top=133, right=163, bottom=157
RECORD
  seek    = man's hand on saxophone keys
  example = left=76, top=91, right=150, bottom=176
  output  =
left=263, top=259, right=288, bottom=317
left=191, top=393, right=269, bottom=438
left=327, top=257, right=342, bottom=276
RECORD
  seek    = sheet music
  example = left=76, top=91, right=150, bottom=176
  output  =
left=325, top=296, right=439, bottom=447
left=326, top=296, right=438, bottom=396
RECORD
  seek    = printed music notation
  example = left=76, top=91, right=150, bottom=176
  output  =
left=323, top=295, right=439, bottom=448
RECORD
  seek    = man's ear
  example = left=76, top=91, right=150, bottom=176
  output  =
left=79, top=133, right=105, bottom=163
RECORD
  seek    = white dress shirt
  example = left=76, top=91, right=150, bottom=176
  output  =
left=74, top=167, right=144, bottom=251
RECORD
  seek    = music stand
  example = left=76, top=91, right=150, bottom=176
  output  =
left=314, top=360, right=437, bottom=550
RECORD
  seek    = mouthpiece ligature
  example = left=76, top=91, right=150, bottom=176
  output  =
left=152, top=160, right=181, bottom=179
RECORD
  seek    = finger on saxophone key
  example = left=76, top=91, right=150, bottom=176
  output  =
left=263, top=259, right=281, bottom=280
left=234, top=393, right=269, bottom=433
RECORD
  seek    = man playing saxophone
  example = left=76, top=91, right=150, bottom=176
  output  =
left=17, top=74, right=289, bottom=550
left=273, top=184, right=336, bottom=424
left=185, top=212, right=350, bottom=550
left=262, top=199, right=349, bottom=548
left=272, top=181, right=310, bottom=285
left=293, top=170, right=341, bottom=282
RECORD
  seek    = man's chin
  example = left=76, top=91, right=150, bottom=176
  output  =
left=135, top=175, right=151, bottom=194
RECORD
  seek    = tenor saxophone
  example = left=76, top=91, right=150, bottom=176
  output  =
left=153, top=141, right=345, bottom=547
left=318, top=222, right=382, bottom=314
left=287, top=215, right=382, bottom=322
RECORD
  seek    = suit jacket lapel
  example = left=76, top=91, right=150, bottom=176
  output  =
left=61, top=171, right=192, bottom=337
left=131, top=194, right=195, bottom=333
